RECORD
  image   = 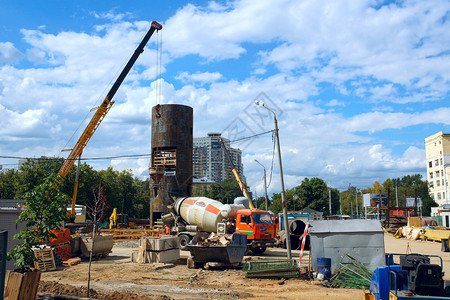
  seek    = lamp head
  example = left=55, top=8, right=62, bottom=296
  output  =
left=254, top=100, right=265, bottom=106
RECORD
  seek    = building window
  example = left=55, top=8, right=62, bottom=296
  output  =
left=436, top=171, right=440, bottom=178
left=435, top=159, right=439, bottom=166
left=443, top=179, right=445, bottom=186
left=430, top=181, right=434, bottom=188
left=430, top=172, right=433, bottom=179
left=437, top=180, right=441, bottom=187
left=441, top=158, right=443, bottom=165
left=438, top=193, right=442, bottom=200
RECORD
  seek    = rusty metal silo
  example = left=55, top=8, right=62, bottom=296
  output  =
left=149, top=104, right=193, bottom=225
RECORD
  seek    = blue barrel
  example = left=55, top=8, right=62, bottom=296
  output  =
left=317, top=258, right=331, bottom=279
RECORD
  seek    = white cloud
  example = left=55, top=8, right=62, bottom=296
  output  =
left=325, top=99, right=345, bottom=107
left=0, top=42, right=23, bottom=63
left=1, top=1, right=448, bottom=195
left=175, top=71, right=223, bottom=85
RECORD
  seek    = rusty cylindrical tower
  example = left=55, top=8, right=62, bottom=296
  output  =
left=149, top=104, right=193, bottom=225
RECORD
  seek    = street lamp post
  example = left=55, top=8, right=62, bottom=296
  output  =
left=255, top=159, right=269, bottom=211
left=255, top=100, right=292, bottom=259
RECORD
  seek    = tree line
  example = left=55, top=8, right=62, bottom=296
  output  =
left=0, top=157, right=439, bottom=219
left=195, top=175, right=438, bottom=216
left=0, top=157, right=150, bottom=220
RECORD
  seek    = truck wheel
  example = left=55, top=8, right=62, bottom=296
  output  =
left=251, top=246, right=266, bottom=255
left=178, top=234, right=191, bottom=250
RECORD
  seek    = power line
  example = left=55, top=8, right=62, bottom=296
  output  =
left=0, top=154, right=151, bottom=161
left=229, top=130, right=274, bottom=143
left=1, top=130, right=275, bottom=162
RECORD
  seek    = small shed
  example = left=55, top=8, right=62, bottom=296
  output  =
left=309, top=219, right=385, bottom=274
left=0, top=200, right=27, bottom=270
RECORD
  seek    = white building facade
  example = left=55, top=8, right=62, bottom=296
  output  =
left=425, top=131, right=450, bottom=206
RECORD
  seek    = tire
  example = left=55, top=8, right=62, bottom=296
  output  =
left=251, top=246, right=266, bottom=255
left=178, top=234, right=191, bottom=250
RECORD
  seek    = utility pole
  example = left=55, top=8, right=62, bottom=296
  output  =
left=255, top=100, right=291, bottom=259
left=395, top=180, right=398, bottom=207
left=255, top=159, right=269, bottom=211
left=329, top=188, right=332, bottom=216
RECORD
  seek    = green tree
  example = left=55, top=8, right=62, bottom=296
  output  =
left=130, top=178, right=151, bottom=219
left=198, top=178, right=251, bottom=204
left=0, top=169, right=20, bottom=199
left=269, top=178, right=339, bottom=215
left=269, top=193, right=282, bottom=213
left=7, top=174, right=68, bottom=268
left=98, top=167, right=136, bottom=216
left=297, top=177, right=329, bottom=213
left=16, top=157, right=74, bottom=198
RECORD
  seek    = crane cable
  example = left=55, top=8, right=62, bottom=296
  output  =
left=155, top=29, right=163, bottom=104
left=152, top=28, right=163, bottom=169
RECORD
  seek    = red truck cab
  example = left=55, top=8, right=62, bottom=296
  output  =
left=235, top=209, right=277, bottom=254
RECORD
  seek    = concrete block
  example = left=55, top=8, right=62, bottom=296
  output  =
left=131, top=250, right=138, bottom=262
left=144, top=236, right=180, bottom=251
left=150, top=248, right=180, bottom=263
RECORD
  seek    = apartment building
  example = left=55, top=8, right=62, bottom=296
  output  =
left=425, top=131, right=450, bottom=205
left=193, top=133, right=245, bottom=183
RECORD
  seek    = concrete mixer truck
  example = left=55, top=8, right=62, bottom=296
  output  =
left=162, top=196, right=277, bottom=254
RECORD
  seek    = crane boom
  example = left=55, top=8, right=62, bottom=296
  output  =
left=57, top=21, right=162, bottom=220
left=218, top=138, right=254, bottom=209
left=58, top=21, right=162, bottom=178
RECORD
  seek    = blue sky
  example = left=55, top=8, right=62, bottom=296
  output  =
left=0, top=0, right=449, bottom=195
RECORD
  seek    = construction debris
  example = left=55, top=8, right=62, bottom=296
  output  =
left=195, top=232, right=232, bottom=246
left=329, top=254, right=373, bottom=289
left=243, top=259, right=300, bottom=279
left=187, top=232, right=247, bottom=268
left=62, top=257, right=81, bottom=267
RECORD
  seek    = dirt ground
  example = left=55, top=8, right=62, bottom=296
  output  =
left=38, top=233, right=450, bottom=299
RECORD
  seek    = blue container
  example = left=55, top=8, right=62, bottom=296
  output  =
left=317, top=258, right=331, bottom=279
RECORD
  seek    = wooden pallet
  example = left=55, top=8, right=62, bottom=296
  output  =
left=63, top=257, right=81, bottom=266
left=33, top=248, right=56, bottom=271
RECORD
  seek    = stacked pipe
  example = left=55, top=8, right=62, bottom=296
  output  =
left=276, top=220, right=310, bottom=250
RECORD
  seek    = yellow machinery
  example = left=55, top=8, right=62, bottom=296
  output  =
left=55, top=21, right=162, bottom=221
left=218, top=137, right=254, bottom=209
left=109, top=208, right=136, bottom=229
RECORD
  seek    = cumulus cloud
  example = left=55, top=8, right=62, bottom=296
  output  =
left=0, top=42, right=23, bottom=63
left=1, top=1, right=449, bottom=194
left=325, top=99, right=345, bottom=107
left=175, top=71, right=223, bottom=85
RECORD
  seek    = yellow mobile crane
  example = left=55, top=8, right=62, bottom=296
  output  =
left=58, top=21, right=162, bottom=222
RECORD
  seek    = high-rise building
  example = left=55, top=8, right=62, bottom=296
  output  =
left=425, top=131, right=450, bottom=205
left=193, top=133, right=245, bottom=183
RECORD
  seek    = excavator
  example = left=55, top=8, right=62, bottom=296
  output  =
left=56, top=21, right=162, bottom=223
left=109, top=208, right=137, bottom=229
